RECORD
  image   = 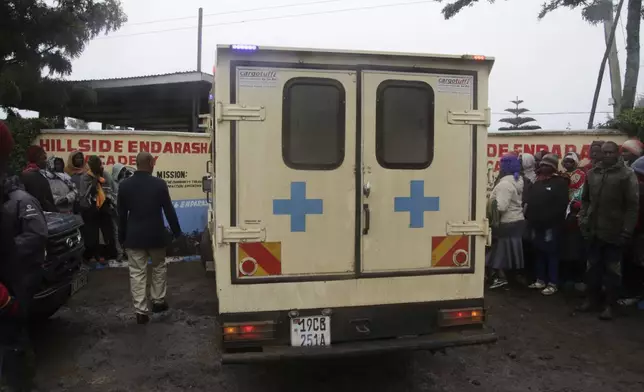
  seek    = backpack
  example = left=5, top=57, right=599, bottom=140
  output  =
left=486, top=197, right=501, bottom=230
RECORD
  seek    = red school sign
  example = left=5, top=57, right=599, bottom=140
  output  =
left=487, top=142, right=592, bottom=172
left=39, top=137, right=210, bottom=167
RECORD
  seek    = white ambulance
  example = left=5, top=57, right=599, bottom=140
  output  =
left=205, top=44, right=497, bottom=363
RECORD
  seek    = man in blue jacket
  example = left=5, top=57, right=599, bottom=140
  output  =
left=118, top=152, right=182, bottom=325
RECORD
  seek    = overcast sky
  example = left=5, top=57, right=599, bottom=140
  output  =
left=59, top=0, right=644, bottom=129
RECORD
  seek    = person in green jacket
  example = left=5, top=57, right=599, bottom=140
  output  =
left=577, top=141, right=639, bottom=320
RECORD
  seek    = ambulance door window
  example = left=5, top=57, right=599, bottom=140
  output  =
left=282, top=77, right=346, bottom=170
left=376, top=80, right=435, bottom=169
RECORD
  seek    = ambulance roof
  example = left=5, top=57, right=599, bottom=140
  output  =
left=217, top=44, right=495, bottom=67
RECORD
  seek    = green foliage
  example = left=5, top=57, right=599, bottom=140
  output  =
left=604, top=107, right=644, bottom=139
left=436, top=0, right=618, bottom=20
left=538, top=0, right=612, bottom=22
left=436, top=0, right=487, bottom=19
left=0, top=1, right=127, bottom=112
left=3, top=111, right=54, bottom=175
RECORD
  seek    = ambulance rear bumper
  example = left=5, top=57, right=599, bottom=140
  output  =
left=221, top=326, right=496, bottom=364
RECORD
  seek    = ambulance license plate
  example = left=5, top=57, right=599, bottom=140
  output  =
left=290, top=316, right=331, bottom=347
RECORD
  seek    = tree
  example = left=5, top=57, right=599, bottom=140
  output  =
left=622, top=0, right=641, bottom=110
left=497, top=97, right=542, bottom=130
left=66, top=117, right=88, bottom=129
left=604, top=106, right=644, bottom=139
left=636, top=94, right=644, bottom=107
left=2, top=110, right=54, bottom=175
left=437, top=0, right=642, bottom=111
left=0, top=1, right=127, bottom=114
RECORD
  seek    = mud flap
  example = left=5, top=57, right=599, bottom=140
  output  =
left=200, top=226, right=215, bottom=278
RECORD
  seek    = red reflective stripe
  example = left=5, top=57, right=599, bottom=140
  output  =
left=240, top=243, right=281, bottom=275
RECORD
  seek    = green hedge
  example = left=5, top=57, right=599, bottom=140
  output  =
left=604, top=107, right=644, bottom=141
left=3, top=114, right=53, bottom=175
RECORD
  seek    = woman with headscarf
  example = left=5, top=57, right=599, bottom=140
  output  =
left=524, top=154, right=570, bottom=295
left=620, top=138, right=644, bottom=167
left=519, top=153, right=537, bottom=283
left=486, top=153, right=526, bottom=289
left=44, top=156, right=78, bottom=214
left=79, top=156, right=116, bottom=264
left=20, top=145, right=57, bottom=212
left=534, top=149, right=550, bottom=168
left=65, top=150, right=87, bottom=190
left=520, top=153, right=537, bottom=185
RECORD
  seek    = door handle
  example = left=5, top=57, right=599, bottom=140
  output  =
left=363, top=203, right=370, bottom=235
left=363, top=181, right=371, bottom=198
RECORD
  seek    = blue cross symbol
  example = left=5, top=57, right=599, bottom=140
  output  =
left=394, top=180, right=440, bottom=228
left=273, top=182, right=323, bottom=232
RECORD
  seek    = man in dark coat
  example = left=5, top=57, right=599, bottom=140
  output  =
left=20, top=145, right=57, bottom=213
left=0, top=122, right=48, bottom=391
left=118, top=152, right=181, bottom=325
left=578, top=141, right=639, bottom=320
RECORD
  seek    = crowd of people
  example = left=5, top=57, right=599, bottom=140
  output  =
left=0, top=121, right=182, bottom=391
left=20, top=143, right=134, bottom=264
left=487, top=138, right=644, bottom=321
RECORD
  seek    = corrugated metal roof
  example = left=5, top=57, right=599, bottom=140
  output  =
left=69, top=71, right=213, bottom=90
left=70, top=70, right=212, bottom=83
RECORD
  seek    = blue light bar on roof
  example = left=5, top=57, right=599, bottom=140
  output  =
left=231, top=44, right=258, bottom=52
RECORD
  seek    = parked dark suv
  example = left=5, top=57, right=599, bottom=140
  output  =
left=30, top=212, right=87, bottom=320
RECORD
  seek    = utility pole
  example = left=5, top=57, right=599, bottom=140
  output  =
left=197, top=7, right=203, bottom=73
left=192, top=7, right=204, bottom=132
left=604, top=0, right=622, bottom=117
left=588, top=0, right=625, bottom=129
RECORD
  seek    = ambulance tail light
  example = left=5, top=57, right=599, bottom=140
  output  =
left=438, top=308, right=485, bottom=327
left=222, top=321, right=275, bottom=341
left=462, top=54, right=487, bottom=61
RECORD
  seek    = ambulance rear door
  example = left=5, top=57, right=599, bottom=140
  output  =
left=231, top=62, right=357, bottom=281
left=360, top=69, right=481, bottom=275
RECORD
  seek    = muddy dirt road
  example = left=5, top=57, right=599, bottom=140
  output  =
left=31, top=263, right=644, bottom=392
